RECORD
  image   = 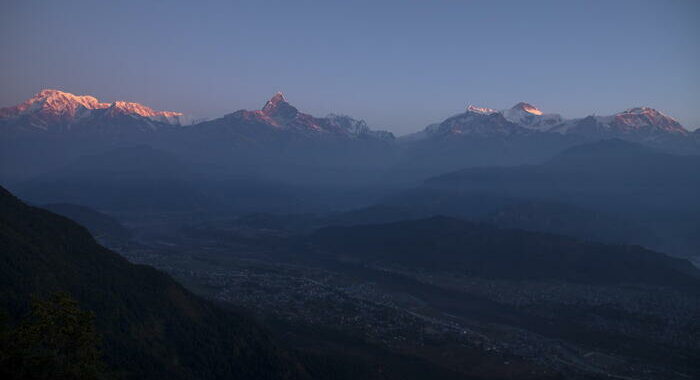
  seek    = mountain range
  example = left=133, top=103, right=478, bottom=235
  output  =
left=2, top=89, right=695, bottom=142
left=2, top=89, right=700, bottom=227
left=401, top=101, right=694, bottom=150
left=4, top=89, right=697, bottom=186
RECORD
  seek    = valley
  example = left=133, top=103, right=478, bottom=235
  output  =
left=2, top=3, right=698, bottom=379
left=4, top=91, right=697, bottom=378
left=109, top=212, right=700, bottom=380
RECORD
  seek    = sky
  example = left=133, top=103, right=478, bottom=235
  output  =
left=1, top=0, right=698, bottom=134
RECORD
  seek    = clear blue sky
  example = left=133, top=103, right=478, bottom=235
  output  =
left=1, top=0, right=698, bottom=134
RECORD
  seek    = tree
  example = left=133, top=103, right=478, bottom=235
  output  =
left=0, top=292, right=107, bottom=380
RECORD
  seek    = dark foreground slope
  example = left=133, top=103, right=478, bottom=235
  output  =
left=0, top=186, right=307, bottom=380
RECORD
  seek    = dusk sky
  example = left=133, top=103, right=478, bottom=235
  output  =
left=1, top=0, right=698, bottom=134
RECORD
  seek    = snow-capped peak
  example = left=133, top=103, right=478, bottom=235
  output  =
left=502, top=102, right=562, bottom=131
left=619, top=106, right=675, bottom=120
left=548, top=106, right=688, bottom=137
left=610, top=106, right=686, bottom=134
left=0, top=89, right=109, bottom=120
left=511, top=102, right=543, bottom=116
left=34, top=89, right=109, bottom=110
left=466, top=105, right=498, bottom=115
left=0, top=89, right=185, bottom=127
left=106, top=101, right=186, bottom=125
left=108, top=101, right=183, bottom=119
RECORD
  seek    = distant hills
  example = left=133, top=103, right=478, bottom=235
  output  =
left=310, top=216, right=700, bottom=287
left=427, top=139, right=700, bottom=214
left=381, top=139, right=700, bottom=257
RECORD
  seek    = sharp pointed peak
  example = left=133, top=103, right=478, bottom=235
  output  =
left=263, top=92, right=287, bottom=109
left=270, top=91, right=285, bottom=102
left=261, top=91, right=298, bottom=116
left=263, top=91, right=287, bottom=107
